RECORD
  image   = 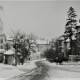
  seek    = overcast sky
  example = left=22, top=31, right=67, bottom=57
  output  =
left=0, top=0, right=80, bottom=40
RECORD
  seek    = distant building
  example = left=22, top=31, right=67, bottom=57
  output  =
left=75, top=21, right=80, bottom=55
left=0, top=33, right=6, bottom=52
left=36, top=39, right=50, bottom=53
left=57, top=34, right=76, bottom=58
left=5, top=35, right=13, bottom=50
left=0, top=18, right=6, bottom=53
left=57, top=36, right=64, bottom=54
left=6, top=36, right=13, bottom=44
left=57, top=35, right=69, bottom=58
left=0, top=18, right=6, bottom=62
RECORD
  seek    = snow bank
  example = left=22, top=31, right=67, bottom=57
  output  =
left=0, top=69, right=25, bottom=79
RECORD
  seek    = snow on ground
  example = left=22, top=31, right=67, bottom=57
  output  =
left=45, top=78, right=80, bottom=80
left=44, top=61, right=80, bottom=73
left=34, top=59, right=80, bottom=79
left=0, top=60, right=38, bottom=80
left=1, top=59, right=80, bottom=80
left=17, top=60, right=37, bottom=70
left=44, top=60, right=80, bottom=67
left=0, top=78, right=7, bottom=80
left=0, top=69, right=25, bottom=80
left=42, top=60, right=80, bottom=80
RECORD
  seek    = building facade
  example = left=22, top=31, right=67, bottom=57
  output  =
left=36, top=39, right=50, bottom=53
left=0, top=18, right=6, bottom=53
left=75, top=22, right=80, bottom=55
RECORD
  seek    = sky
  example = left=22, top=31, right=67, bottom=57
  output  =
left=0, top=0, right=80, bottom=40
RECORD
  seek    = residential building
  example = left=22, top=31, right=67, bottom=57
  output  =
left=36, top=39, right=50, bottom=53
left=57, top=36, right=64, bottom=54
left=0, top=18, right=6, bottom=62
left=0, top=18, right=6, bottom=53
left=75, top=21, right=80, bottom=55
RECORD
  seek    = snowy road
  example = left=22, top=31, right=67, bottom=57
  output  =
left=9, top=60, right=80, bottom=80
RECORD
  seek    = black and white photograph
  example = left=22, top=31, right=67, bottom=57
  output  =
left=0, top=0, right=80, bottom=80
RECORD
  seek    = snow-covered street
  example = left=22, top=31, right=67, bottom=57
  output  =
left=1, top=60, right=80, bottom=80
left=8, top=60, right=80, bottom=80
left=0, top=60, right=37, bottom=80
left=44, top=61, right=80, bottom=79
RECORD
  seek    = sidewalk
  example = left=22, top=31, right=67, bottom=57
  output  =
left=47, top=61, right=80, bottom=67
left=0, top=60, right=38, bottom=80
left=44, top=60, right=80, bottom=73
left=62, top=61, right=80, bottom=66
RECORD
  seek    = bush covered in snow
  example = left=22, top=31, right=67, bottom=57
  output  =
left=44, top=48, right=66, bottom=64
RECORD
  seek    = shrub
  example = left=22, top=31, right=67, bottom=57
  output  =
left=44, top=48, right=66, bottom=64
left=44, top=48, right=57, bottom=62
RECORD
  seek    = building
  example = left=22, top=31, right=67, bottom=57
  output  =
left=57, top=35, right=76, bottom=59
left=75, top=21, right=80, bottom=55
left=57, top=35, right=69, bottom=58
left=0, top=18, right=6, bottom=62
left=4, top=46, right=21, bottom=65
left=57, top=36, right=64, bottom=54
left=0, top=33, right=6, bottom=52
left=36, top=39, right=50, bottom=53
left=6, top=36, right=13, bottom=44
left=5, top=35, right=13, bottom=50
left=30, top=39, right=50, bottom=60
left=0, top=18, right=6, bottom=53
left=4, top=47, right=15, bottom=65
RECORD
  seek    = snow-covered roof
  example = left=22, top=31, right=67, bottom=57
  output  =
left=58, top=36, right=64, bottom=40
left=4, top=49, right=15, bottom=55
left=4, top=47, right=15, bottom=55
left=6, top=36, right=13, bottom=41
left=36, top=39, right=49, bottom=45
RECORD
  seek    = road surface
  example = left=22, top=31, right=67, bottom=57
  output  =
left=9, top=60, right=80, bottom=80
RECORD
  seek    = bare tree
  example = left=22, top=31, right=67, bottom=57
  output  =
left=10, top=30, right=28, bottom=65
left=26, top=33, right=38, bottom=54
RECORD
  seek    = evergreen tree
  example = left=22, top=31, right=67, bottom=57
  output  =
left=64, top=7, right=77, bottom=55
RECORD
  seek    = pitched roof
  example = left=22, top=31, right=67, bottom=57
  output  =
left=36, top=39, right=49, bottom=45
left=6, top=35, right=13, bottom=41
left=58, top=35, right=64, bottom=40
left=4, top=49, right=15, bottom=55
left=4, top=47, right=15, bottom=55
